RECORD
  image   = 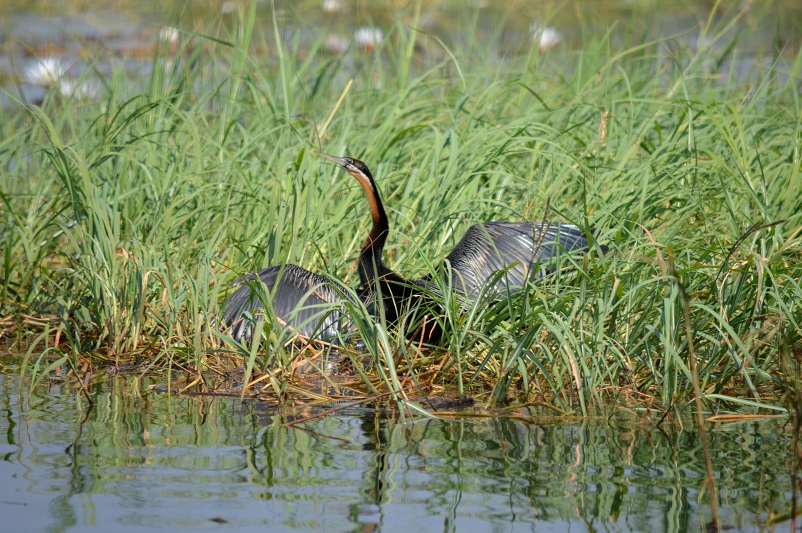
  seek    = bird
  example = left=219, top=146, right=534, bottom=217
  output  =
left=314, top=152, right=420, bottom=326
left=221, top=151, right=595, bottom=344
left=433, top=221, right=591, bottom=301
left=220, top=263, right=363, bottom=343
left=315, top=152, right=592, bottom=303
left=220, top=152, right=416, bottom=344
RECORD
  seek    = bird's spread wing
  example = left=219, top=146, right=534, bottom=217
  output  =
left=442, top=222, right=589, bottom=299
left=221, top=264, right=356, bottom=342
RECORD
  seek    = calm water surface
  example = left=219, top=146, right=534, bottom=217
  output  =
left=0, top=368, right=796, bottom=532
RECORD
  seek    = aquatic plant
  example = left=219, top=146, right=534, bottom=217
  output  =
left=1, top=3, right=800, bottom=420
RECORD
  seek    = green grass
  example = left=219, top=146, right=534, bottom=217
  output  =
left=1, top=4, right=801, bottom=416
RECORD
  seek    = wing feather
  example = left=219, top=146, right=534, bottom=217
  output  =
left=221, top=264, right=357, bottom=342
left=442, top=222, right=589, bottom=299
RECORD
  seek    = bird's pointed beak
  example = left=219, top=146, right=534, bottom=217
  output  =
left=314, top=151, right=349, bottom=168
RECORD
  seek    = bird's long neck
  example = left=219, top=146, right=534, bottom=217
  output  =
left=357, top=178, right=394, bottom=287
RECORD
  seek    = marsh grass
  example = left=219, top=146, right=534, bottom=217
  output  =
left=1, top=4, right=800, bottom=417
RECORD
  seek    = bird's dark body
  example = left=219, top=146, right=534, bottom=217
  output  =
left=221, top=264, right=358, bottom=343
left=443, top=222, right=589, bottom=299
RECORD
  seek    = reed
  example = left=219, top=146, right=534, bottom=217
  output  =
left=2, top=4, right=800, bottom=415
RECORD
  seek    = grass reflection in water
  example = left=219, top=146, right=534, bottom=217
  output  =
left=0, top=372, right=795, bottom=532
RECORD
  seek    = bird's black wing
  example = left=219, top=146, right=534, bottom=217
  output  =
left=442, top=222, right=589, bottom=299
left=221, top=264, right=357, bottom=342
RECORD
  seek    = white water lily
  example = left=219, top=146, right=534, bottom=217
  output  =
left=324, top=34, right=349, bottom=54
left=59, top=78, right=102, bottom=99
left=322, top=0, right=345, bottom=13
left=530, top=24, right=562, bottom=51
left=353, top=27, right=383, bottom=51
left=158, top=26, right=180, bottom=43
left=23, top=57, right=68, bottom=86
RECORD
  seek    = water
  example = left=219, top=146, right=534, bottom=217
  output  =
left=0, top=369, right=796, bottom=532
left=2, top=0, right=800, bottom=107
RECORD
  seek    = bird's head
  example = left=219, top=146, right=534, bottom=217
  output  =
left=314, top=151, right=376, bottom=191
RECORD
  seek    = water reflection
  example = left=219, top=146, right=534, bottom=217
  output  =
left=0, top=371, right=796, bottom=532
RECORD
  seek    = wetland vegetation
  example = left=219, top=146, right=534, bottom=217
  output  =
left=3, top=1, right=800, bottom=413
left=0, top=3, right=802, bottom=530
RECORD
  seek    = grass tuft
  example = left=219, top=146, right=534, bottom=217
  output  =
left=1, top=6, right=800, bottom=414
